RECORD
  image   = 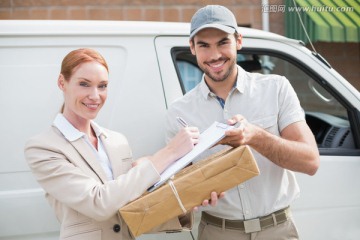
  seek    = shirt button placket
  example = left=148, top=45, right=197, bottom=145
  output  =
left=238, top=183, right=252, bottom=219
left=224, top=91, right=233, bottom=119
left=224, top=108, right=230, bottom=119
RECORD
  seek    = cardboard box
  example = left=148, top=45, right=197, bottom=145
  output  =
left=119, top=145, right=259, bottom=237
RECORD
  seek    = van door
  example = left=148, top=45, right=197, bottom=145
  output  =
left=154, top=36, right=189, bottom=107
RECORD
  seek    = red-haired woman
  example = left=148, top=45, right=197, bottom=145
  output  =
left=24, top=48, right=205, bottom=240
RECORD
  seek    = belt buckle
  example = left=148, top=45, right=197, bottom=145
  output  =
left=244, top=218, right=261, bottom=233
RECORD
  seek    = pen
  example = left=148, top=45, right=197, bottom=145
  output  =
left=176, top=117, right=188, bottom=128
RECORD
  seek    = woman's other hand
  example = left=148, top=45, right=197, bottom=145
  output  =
left=167, top=127, right=199, bottom=160
left=142, top=127, right=199, bottom=173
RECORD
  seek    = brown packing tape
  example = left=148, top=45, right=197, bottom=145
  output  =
left=119, top=145, right=259, bottom=237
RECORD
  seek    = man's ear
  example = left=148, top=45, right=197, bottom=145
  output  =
left=58, top=74, right=66, bottom=91
left=236, top=34, right=243, bottom=50
left=189, top=39, right=196, bottom=55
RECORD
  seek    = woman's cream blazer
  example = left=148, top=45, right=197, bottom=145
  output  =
left=25, top=125, right=190, bottom=240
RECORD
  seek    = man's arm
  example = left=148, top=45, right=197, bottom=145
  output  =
left=220, top=116, right=320, bottom=176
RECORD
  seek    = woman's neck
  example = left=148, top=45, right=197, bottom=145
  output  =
left=62, top=112, right=92, bottom=136
left=63, top=113, right=98, bottom=149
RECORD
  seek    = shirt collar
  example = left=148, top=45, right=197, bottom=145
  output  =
left=199, top=65, right=246, bottom=99
left=53, top=113, right=107, bottom=142
left=91, top=120, right=107, bottom=139
left=200, top=77, right=212, bottom=99
left=235, top=65, right=246, bottom=94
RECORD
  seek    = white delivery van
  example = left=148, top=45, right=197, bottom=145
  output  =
left=0, top=20, right=359, bottom=240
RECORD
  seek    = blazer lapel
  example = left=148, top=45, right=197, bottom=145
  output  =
left=100, top=134, right=132, bottom=178
left=71, top=138, right=109, bottom=183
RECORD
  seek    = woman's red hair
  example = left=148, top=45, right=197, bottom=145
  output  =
left=61, top=48, right=108, bottom=81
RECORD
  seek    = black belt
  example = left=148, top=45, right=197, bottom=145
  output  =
left=201, top=206, right=290, bottom=233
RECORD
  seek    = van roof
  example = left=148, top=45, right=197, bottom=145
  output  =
left=0, top=20, right=298, bottom=43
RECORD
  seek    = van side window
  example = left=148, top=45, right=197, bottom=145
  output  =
left=172, top=48, right=358, bottom=154
left=177, top=60, right=203, bottom=92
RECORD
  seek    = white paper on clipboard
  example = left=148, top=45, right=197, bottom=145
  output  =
left=148, top=121, right=235, bottom=192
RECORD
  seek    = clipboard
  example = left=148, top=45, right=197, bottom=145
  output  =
left=148, top=121, right=235, bottom=192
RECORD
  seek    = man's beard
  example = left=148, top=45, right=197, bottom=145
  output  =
left=201, top=58, right=236, bottom=83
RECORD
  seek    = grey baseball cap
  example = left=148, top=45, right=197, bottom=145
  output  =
left=190, top=5, right=238, bottom=39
